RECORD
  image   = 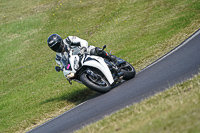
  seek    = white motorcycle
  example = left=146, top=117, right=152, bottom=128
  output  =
left=55, top=45, right=136, bottom=93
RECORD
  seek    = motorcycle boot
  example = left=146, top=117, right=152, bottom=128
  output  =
left=108, top=54, right=118, bottom=64
left=91, top=47, right=118, bottom=63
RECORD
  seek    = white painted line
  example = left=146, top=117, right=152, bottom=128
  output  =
left=138, top=29, right=200, bottom=74
left=28, top=101, right=87, bottom=132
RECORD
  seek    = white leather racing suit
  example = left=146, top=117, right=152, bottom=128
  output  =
left=55, top=36, right=95, bottom=78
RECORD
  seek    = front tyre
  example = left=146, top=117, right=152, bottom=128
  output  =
left=120, top=62, right=136, bottom=80
left=80, top=70, right=111, bottom=93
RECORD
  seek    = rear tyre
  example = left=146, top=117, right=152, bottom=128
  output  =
left=120, top=62, right=136, bottom=80
left=80, top=69, right=111, bottom=93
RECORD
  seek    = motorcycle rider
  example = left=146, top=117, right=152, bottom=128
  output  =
left=47, top=34, right=117, bottom=79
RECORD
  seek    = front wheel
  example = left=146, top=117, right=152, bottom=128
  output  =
left=120, top=62, right=136, bottom=80
left=80, top=69, right=111, bottom=93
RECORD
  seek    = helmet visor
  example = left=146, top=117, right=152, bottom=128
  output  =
left=56, top=41, right=64, bottom=53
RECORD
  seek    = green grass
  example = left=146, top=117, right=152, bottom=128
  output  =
left=0, top=0, right=200, bottom=132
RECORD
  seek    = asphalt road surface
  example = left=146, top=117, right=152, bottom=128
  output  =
left=28, top=28, right=200, bottom=133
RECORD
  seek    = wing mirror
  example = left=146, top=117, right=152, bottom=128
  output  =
left=103, top=45, right=106, bottom=50
left=55, top=66, right=62, bottom=72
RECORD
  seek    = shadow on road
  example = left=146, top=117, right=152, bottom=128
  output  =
left=40, top=88, right=102, bottom=105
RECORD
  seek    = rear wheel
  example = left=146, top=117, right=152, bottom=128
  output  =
left=80, top=68, right=111, bottom=93
left=120, top=62, right=136, bottom=80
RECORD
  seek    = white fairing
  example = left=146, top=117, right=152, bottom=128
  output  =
left=81, top=55, right=114, bottom=85
left=63, top=55, right=79, bottom=76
